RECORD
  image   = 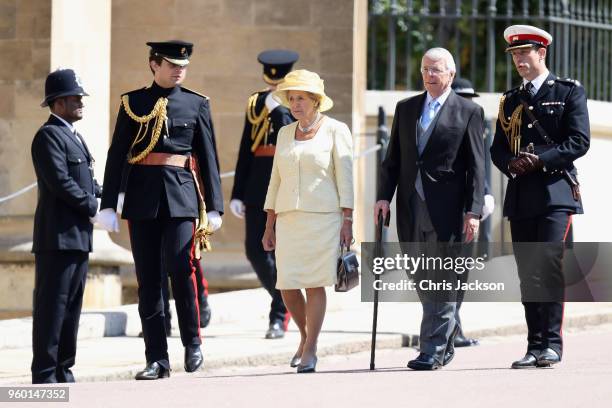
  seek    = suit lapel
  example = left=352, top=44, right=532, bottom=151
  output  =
left=408, top=92, right=427, bottom=149
left=530, top=72, right=556, bottom=104
left=48, top=115, right=90, bottom=158
left=75, top=131, right=92, bottom=160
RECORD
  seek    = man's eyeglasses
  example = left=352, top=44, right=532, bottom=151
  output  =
left=420, top=67, right=447, bottom=75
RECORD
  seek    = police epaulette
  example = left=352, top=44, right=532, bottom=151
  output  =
left=555, top=77, right=581, bottom=87
left=181, top=86, right=210, bottom=100
left=121, top=87, right=147, bottom=97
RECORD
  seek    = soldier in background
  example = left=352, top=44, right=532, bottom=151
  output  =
left=491, top=25, right=589, bottom=369
left=98, top=40, right=223, bottom=379
left=230, top=50, right=298, bottom=339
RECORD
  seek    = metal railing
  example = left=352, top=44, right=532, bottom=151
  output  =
left=368, top=0, right=612, bottom=101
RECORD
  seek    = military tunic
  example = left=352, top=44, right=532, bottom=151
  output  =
left=101, top=81, right=223, bottom=366
left=491, top=73, right=590, bottom=358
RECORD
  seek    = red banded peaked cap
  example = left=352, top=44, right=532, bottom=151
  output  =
left=504, top=25, right=553, bottom=52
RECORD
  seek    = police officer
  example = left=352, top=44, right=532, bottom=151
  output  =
left=98, top=40, right=224, bottom=380
left=31, top=69, right=100, bottom=383
left=491, top=25, right=590, bottom=368
left=229, top=50, right=298, bottom=339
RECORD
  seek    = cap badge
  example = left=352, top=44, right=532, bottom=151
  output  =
left=181, top=47, right=186, bottom=56
left=513, top=36, right=519, bottom=41
left=271, top=67, right=277, bottom=75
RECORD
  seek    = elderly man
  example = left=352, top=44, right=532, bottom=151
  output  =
left=491, top=25, right=589, bottom=369
left=375, top=48, right=485, bottom=370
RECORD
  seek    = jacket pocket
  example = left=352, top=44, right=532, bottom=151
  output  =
left=176, top=171, right=194, bottom=184
left=67, top=154, right=84, bottom=181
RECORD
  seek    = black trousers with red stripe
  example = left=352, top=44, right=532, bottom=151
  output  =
left=510, top=210, right=572, bottom=359
left=160, top=258, right=209, bottom=323
left=129, top=217, right=201, bottom=367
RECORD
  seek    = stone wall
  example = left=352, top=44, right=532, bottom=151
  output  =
left=0, top=0, right=51, bottom=217
left=109, top=0, right=359, bottom=250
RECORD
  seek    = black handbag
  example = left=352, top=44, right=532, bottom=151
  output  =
left=335, top=245, right=360, bottom=292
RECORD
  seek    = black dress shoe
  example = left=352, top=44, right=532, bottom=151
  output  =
left=135, top=362, right=170, bottom=380
left=184, top=345, right=203, bottom=372
left=407, top=353, right=442, bottom=370
left=443, top=324, right=461, bottom=366
left=199, top=303, right=212, bottom=328
left=536, top=348, right=560, bottom=367
left=265, top=321, right=285, bottom=339
left=511, top=351, right=540, bottom=369
left=454, top=334, right=480, bottom=348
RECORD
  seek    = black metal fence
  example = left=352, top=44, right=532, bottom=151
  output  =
left=368, top=0, right=612, bottom=101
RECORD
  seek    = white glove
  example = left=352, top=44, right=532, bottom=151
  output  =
left=206, top=211, right=222, bottom=232
left=97, top=208, right=120, bottom=232
left=229, top=199, right=245, bottom=219
left=116, top=193, right=125, bottom=215
left=265, top=93, right=280, bottom=112
left=481, top=194, right=495, bottom=221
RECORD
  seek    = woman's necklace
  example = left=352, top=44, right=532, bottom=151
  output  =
left=298, top=112, right=322, bottom=133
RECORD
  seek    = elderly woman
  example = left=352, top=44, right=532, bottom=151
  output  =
left=262, top=69, right=354, bottom=373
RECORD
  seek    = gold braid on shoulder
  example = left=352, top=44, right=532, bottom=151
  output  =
left=122, top=95, right=168, bottom=164
left=498, top=95, right=523, bottom=156
left=246, top=93, right=270, bottom=152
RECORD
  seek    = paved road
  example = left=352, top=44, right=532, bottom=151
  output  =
left=14, top=323, right=611, bottom=408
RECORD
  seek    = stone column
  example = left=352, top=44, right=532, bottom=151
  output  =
left=50, top=0, right=111, bottom=180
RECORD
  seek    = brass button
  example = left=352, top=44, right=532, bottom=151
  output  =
left=527, top=124, right=533, bottom=128
left=529, top=106, right=534, bottom=110
left=550, top=110, right=554, bottom=114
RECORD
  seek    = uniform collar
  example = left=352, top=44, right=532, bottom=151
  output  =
left=522, top=69, right=550, bottom=94
left=150, top=81, right=181, bottom=97
left=50, top=113, right=75, bottom=133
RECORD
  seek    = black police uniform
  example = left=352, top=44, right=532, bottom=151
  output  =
left=31, top=69, right=99, bottom=383
left=491, top=73, right=590, bottom=360
left=230, top=50, right=297, bottom=335
left=101, top=42, right=223, bottom=375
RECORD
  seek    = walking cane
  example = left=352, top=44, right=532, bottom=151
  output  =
left=370, top=210, right=389, bottom=370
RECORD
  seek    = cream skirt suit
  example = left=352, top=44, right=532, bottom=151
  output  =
left=264, top=117, right=354, bottom=289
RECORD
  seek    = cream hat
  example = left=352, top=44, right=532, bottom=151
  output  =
left=272, top=69, right=334, bottom=112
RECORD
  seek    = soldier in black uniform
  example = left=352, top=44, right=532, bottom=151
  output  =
left=491, top=25, right=590, bottom=369
left=31, top=69, right=101, bottom=383
left=99, top=40, right=224, bottom=380
left=118, top=166, right=212, bottom=336
left=230, top=50, right=298, bottom=339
